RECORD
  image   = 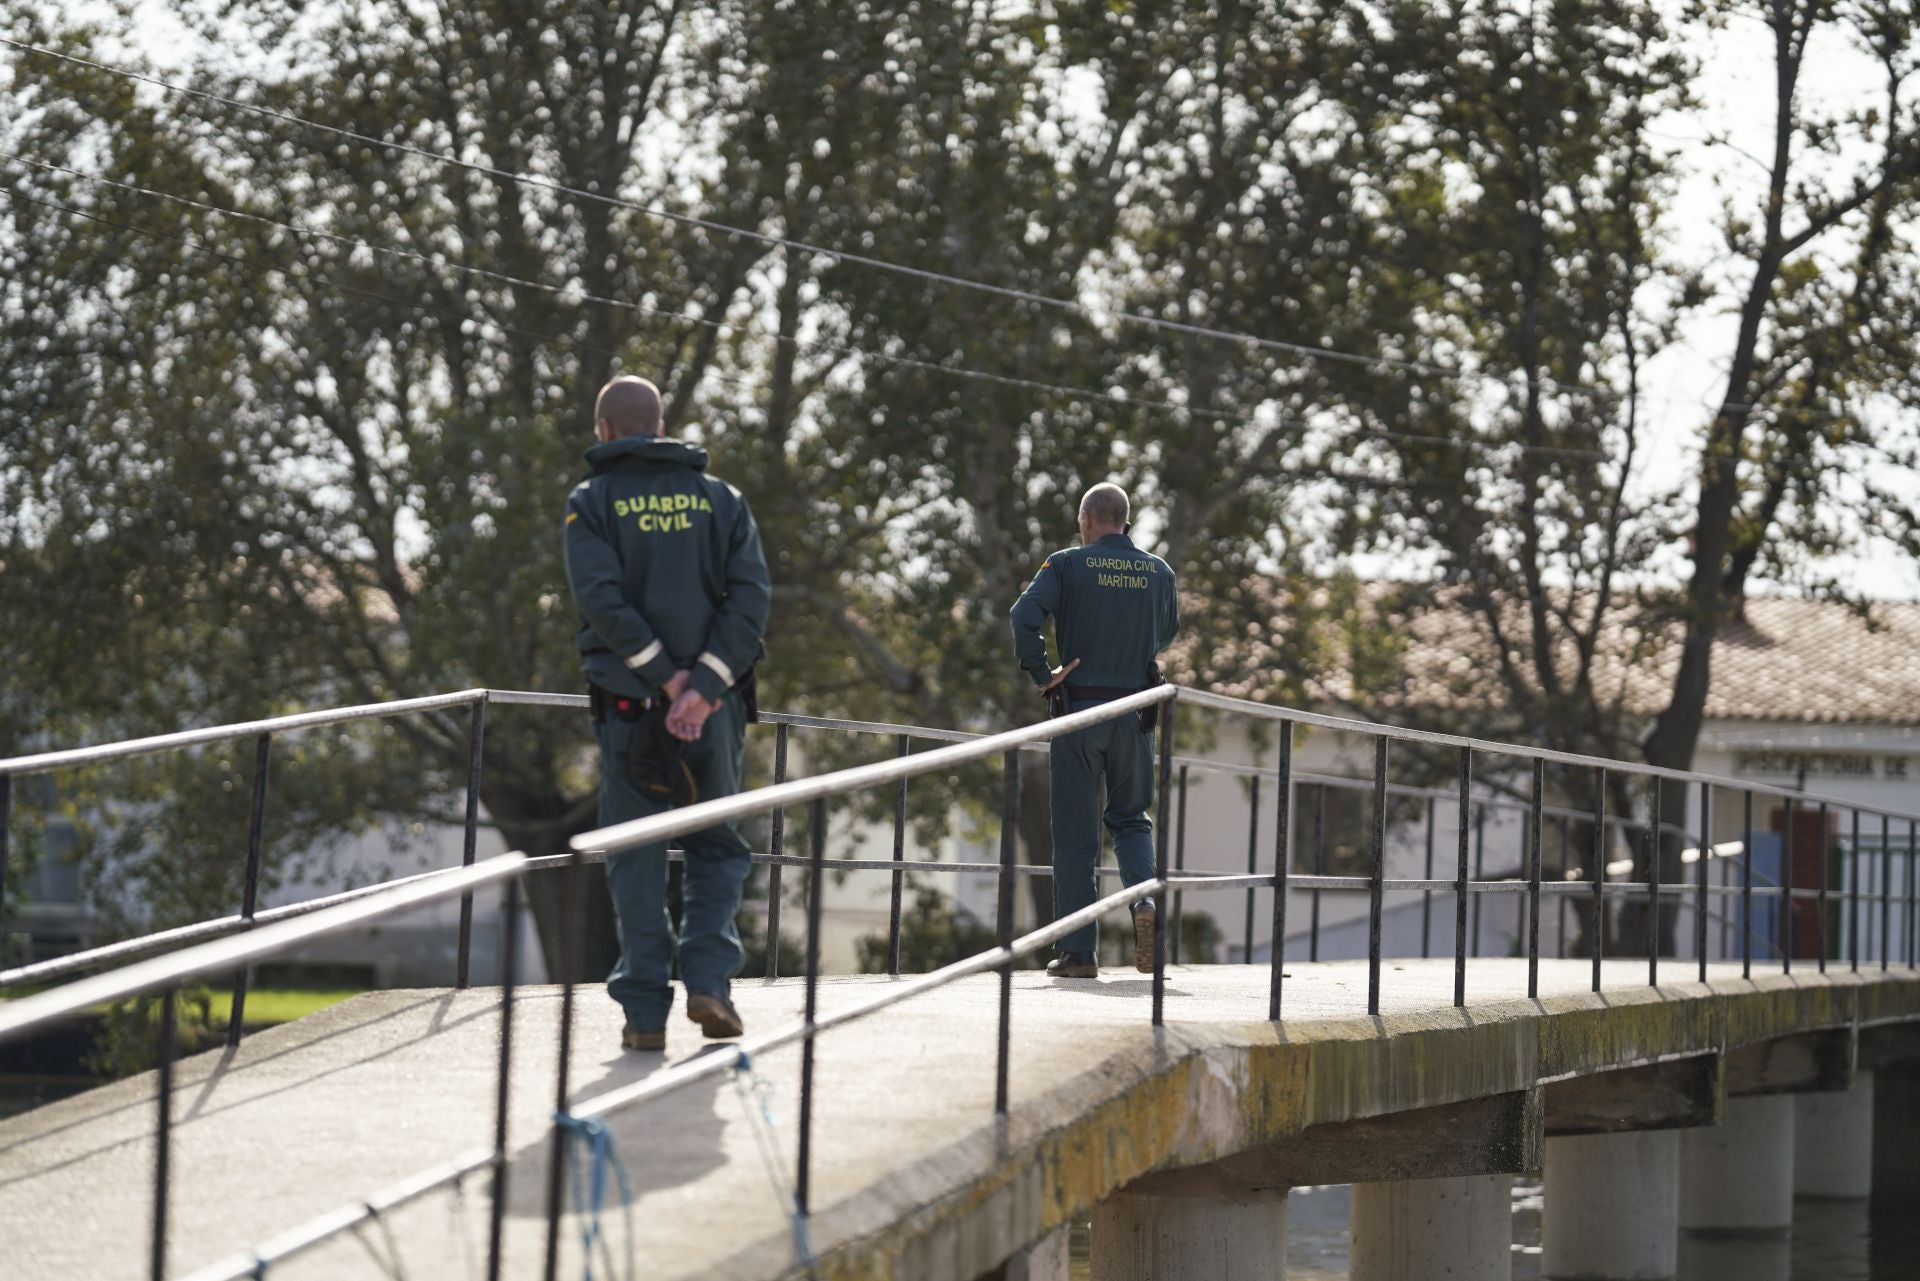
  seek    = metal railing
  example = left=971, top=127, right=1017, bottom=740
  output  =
left=2, top=684, right=1918, bottom=1281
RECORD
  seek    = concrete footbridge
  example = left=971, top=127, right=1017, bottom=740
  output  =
left=5, top=961, right=1920, bottom=1280
left=3, top=685, right=1920, bottom=1281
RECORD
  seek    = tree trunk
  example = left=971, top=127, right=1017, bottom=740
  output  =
left=492, top=806, right=618, bottom=985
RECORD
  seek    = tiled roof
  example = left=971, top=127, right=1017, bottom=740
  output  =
left=1195, top=589, right=1920, bottom=727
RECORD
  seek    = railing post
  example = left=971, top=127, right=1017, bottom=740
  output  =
left=1269, top=722, right=1292, bottom=1020
left=1310, top=784, right=1326, bottom=962
left=485, top=876, right=520, bottom=1281
left=1367, top=737, right=1387, bottom=1017
left=887, top=734, right=909, bottom=977
left=543, top=853, right=585, bottom=1281
left=796, top=798, right=826, bottom=1217
left=1557, top=816, right=1569, bottom=960
left=0, top=774, right=11, bottom=970
left=1421, top=797, right=1435, bottom=960
left=1647, top=776, right=1661, bottom=987
left=1592, top=768, right=1606, bottom=994
left=1817, top=801, right=1830, bottom=972
left=1783, top=796, right=1795, bottom=975
left=1456, top=748, right=1472, bottom=1007
left=456, top=695, right=488, bottom=990
left=1909, top=819, right=1917, bottom=970
left=1152, top=696, right=1176, bottom=1028
left=1171, top=765, right=1189, bottom=967
left=766, top=724, right=789, bottom=980
left=228, top=732, right=272, bottom=1049
left=1472, top=804, right=1486, bottom=958
left=995, top=751, right=1019, bottom=1117
left=152, top=984, right=177, bottom=1281
left=1883, top=814, right=1893, bottom=972
left=1696, top=782, right=1711, bottom=983
left=1527, top=759, right=1542, bottom=1000
left=1848, top=808, right=1860, bottom=972
left=1728, top=837, right=1743, bottom=956
left=1742, top=791, right=1754, bottom=980
left=1243, top=775, right=1260, bottom=964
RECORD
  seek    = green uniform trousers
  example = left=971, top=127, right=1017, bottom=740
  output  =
left=1050, top=707, right=1157, bottom=953
left=595, top=691, right=751, bottom=1031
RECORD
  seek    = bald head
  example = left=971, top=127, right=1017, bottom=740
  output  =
left=594, top=376, right=663, bottom=440
left=1078, top=483, right=1130, bottom=536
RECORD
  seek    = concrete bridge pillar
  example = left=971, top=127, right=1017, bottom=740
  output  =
left=1542, top=1130, right=1680, bottom=1281
left=1794, top=1071, right=1873, bottom=1199
left=1678, top=1094, right=1794, bottom=1234
left=1090, top=1188, right=1287, bottom=1281
left=1349, top=1173, right=1511, bottom=1281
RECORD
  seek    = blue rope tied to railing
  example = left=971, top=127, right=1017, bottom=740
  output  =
left=554, top=1111, right=636, bottom=1281
left=733, top=1050, right=816, bottom=1269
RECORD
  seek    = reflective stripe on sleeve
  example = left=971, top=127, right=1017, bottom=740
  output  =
left=624, top=640, right=665, bottom=671
left=698, top=652, right=734, bottom=685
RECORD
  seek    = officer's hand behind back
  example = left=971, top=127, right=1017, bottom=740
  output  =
left=665, top=689, right=718, bottom=742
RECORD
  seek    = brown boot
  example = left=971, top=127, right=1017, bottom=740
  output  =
left=1132, top=899, right=1157, bottom=973
left=686, top=991, right=745, bottom=1039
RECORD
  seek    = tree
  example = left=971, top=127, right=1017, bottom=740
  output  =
left=1304, top=0, right=1920, bottom=954
left=11, top=0, right=1912, bottom=980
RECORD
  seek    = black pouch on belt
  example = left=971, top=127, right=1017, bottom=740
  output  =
left=735, top=640, right=767, bottom=724
left=1138, top=661, right=1166, bottom=734
left=627, top=702, right=699, bottom=808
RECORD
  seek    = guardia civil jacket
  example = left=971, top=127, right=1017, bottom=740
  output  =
left=563, top=436, right=772, bottom=702
left=1009, top=532, right=1180, bottom=690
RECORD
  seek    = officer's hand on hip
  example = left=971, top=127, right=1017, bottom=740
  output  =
left=666, top=689, right=719, bottom=741
left=1040, top=658, right=1080, bottom=694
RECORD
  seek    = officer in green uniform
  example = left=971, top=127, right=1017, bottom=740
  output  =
left=564, top=376, right=772, bottom=1051
left=1009, top=483, right=1179, bottom=978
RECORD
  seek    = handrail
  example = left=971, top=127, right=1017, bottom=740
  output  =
left=0, top=689, right=490, bottom=777
left=0, top=861, right=520, bottom=989
left=573, top=686, right=1175, bottom=857
left=6, top=684, right=1912, bottom=826
left=0, top=679, right=1892, bottom=992
left=580, top=879, right=1161, bottom=1120
left=0, top=694, right=1171, bottom=1037
left=0, top=854, right=526, bottom=1042
left=1176, top=686, right=1920, bottom=825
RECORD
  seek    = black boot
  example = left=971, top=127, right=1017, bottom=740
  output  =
left=1046, top=951, right=1098, bottom=978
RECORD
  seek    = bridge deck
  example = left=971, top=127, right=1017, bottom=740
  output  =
left=5, top=958, right=1918, bottom=1281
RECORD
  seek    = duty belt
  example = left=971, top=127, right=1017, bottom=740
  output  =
left=1063, top=685, right=1142, bottom=710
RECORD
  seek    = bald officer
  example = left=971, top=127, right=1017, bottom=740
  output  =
left=565, top=375, right=771, bottom=1052
left=1009, top=483, right=1179, bottom=978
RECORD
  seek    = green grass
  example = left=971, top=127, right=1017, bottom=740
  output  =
left=204, top=988, right=364, bottom=1026
left=0, top=985, right=361, bottom=1025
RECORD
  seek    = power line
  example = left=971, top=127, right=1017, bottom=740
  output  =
left=3, top=34, right=1649, bottom=408
left=0, top=151, right=1615, bottom=464
left=9, top=176, right=1855, bottom=495
left=0, top=184, right=782, bottom=411
left=0, top=188, right=1472, bottom=499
